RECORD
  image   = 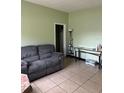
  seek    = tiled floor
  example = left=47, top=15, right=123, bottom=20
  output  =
left=31, top=57, right=102, bottom=93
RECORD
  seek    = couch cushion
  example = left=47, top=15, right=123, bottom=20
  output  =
left=46, top=65, right=61, bottom=75
left=38, top=44, right=55, bottom=60
left=44, top=56, right=60, bottom=68
left=38, top=44, right=55, bottom=54
left=23, top=55, right=39, bottom=63
left=28, top=60, right=46, bottom=74
left=28, top=71, right=46, bottom=82
left=21, top=60, right=27, bottom=66
left=52, top=52, right=64, bottom=60
left=21, top=60, right=28, bottom=74
left=21, top=46, right=38, bottom=59
left=39, top=53, right=52, bottom=60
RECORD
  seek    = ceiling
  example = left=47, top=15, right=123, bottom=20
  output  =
left=25, top=0, right=102, bottom=12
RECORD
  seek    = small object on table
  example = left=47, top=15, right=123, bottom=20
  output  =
left=21, top=74, right=32, bottom=93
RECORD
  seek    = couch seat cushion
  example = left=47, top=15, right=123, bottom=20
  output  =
left=39, top=53, right=52, bottom=60
left=28, top=60, right=46, bottom=74
left=23, top=55, right=39, bottom=63
left=44, top=56, right=60, bottom=68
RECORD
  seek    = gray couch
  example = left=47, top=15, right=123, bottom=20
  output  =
left=21, top=44, right=64, bottom=81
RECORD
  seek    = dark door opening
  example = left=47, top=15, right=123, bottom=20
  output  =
left=55, top=24, right=64, bottom=53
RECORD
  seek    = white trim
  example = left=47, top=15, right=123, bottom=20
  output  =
left=54, top=23, right=66, bottom=56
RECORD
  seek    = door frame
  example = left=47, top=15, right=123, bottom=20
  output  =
left=54, top=23, right=66, bottom=56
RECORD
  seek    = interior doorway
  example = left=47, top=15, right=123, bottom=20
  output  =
left=54, top=23, right=66, bottom=55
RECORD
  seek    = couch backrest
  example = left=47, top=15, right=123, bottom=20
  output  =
left=21, top=44, right=55, bottom=61
left=38, top=44, right=55, bottom=59
left=21, top=46, right=39, bottom=62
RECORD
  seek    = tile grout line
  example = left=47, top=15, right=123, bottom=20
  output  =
left=44, top=77, right=68, bottom=93
left=80, top=69, right=99, bottom=86
left=57, top=85, right=67, bottom=93
left=44, top=85, right=57, bottom=93
left=70, top=60, right=100, bottom=93
left=50, top=75, right=81, bottom=93
left=57, top=59, right=100, bottom=93
left=33, top=82, right=44, bottom=93
left=78, top=70, right=101, bottom=93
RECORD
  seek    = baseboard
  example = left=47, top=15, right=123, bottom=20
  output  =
left=66, top=55, right=101, bottom=69
left=66, top=55, right=86, bottom=61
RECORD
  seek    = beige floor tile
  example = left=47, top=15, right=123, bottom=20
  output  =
left=70, top=75, right=88, bottom=85
left=67, top=66, right=83, bottom=75
left=45, top=86, right=66, bottom=93
left=77, top=62, right=91, bottom=70
left=64, top=64, right=77, bottom=71
left=84, top=66, right=98, bottom=74
left=49, top=74, right=67, bottom=85
left=33, top=76, right=48, bottom=84
left=66, top=62, right=97, bottom=77
left=59, top=79, right=79, bottom=93
left=99, top=90, right=102, bottom=93
left=31, top=83, right=43, bottom=93
left=59, top=70, right=76, bottom=79
left=81, top=80, right=101, bottom=93
left=78, top=69, right=96, bottom=79
left=34, top=78, right=56, bottom=93
left=46, top=71, right=61, bottom=79
left=90, top=72, right=102, bottom=85
left=73, top=87, right=90, bottom=93
left=78, top=61, right=99, bottom=72
left=95, top=70, right=102, bottom=77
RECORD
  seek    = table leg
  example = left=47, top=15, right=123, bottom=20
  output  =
left=78, top=49, right=81, bottom=59
left=75, top=50, right=77, bottom=61
left=98, top=55, right=102, bottom=69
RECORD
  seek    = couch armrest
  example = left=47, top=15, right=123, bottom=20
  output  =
left=52, top=52, right=64, bottom=57
left=21, top=60, right=28, bottom=74
left=52, top=52, right=64, bottom=68
left=52, top=52, right=64, bottom=60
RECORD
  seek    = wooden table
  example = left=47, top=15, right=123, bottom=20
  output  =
left=74, top=47, right=102, bottom=69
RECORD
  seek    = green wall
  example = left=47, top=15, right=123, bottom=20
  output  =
left=22, top=0, right=102, bottom=52
left=69, top=7, right=102, bottom=60
left=69, top=7, right=102, bottom=48
left=21, top=0, right=68, bottom=46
